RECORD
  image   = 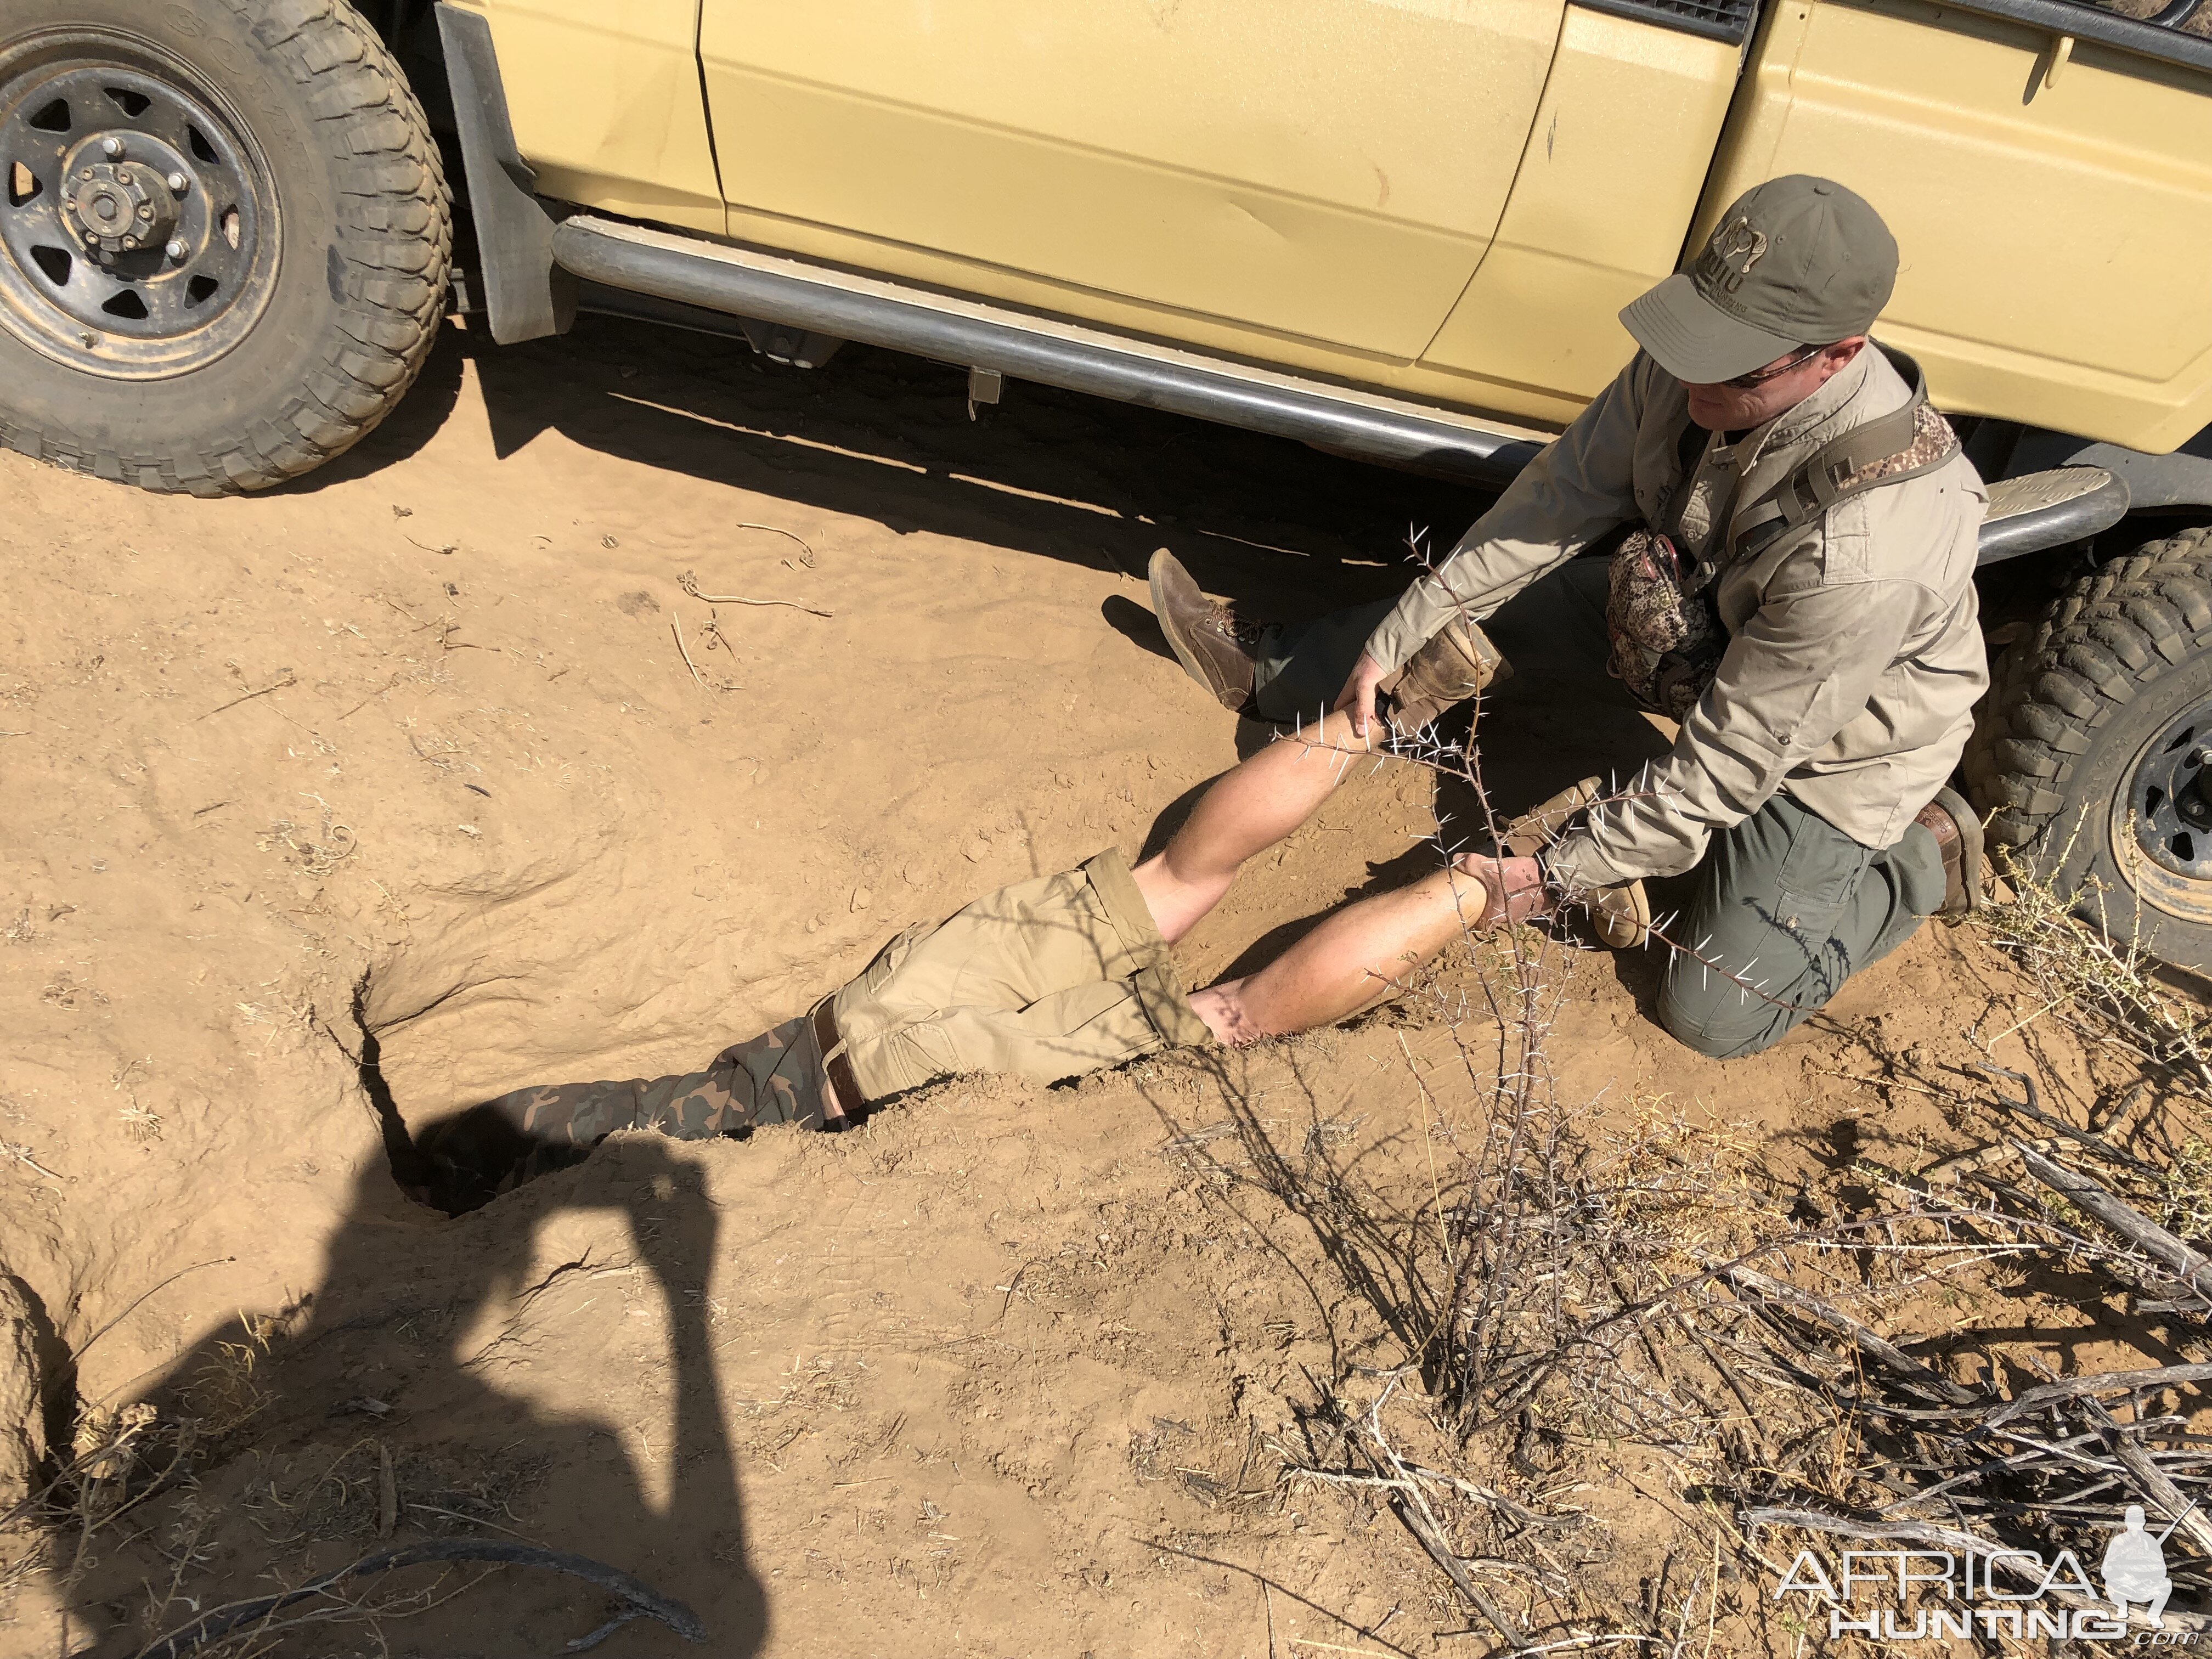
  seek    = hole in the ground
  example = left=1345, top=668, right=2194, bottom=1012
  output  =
left=103, top=86, right=150, bottom=117
left=185, top=272, right=218, bottom=306
left=27, top=98, right=69, bottom=133
left=3, top=1272, right=77, bottom=1504
left=28, top=244, right=69, bottom=286
left=100, top=286, right=147, bottom=320
left=187, top=123, right=217, bottom=163
left=7, top=162, right=39, bottom=206
left=335, top=970, right=612, bottom=1219
left=334, top=970, right=435, bottom=1199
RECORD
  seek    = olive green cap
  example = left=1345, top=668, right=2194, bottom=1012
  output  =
left=1620, top=175, right=1898, bottom=384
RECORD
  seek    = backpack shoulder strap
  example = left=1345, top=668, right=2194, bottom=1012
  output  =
left=1728, top=345, right=1960, bottom=562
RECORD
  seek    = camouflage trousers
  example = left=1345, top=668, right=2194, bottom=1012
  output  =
left=415, top=848, right=1207, bottom=1192
left=471, top=1016, right=833, bottom=1146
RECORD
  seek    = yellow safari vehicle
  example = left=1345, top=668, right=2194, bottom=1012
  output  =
left=2, top=0, right=2211, bottom=960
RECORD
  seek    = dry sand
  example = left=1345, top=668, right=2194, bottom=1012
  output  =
left=0, top=314, right=2172, bottom=1656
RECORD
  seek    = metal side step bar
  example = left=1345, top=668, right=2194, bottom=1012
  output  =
left=549, top=215, right=1549, bottom=488
left=1976, top=465, right=2131, bottom=566
left=550, top=216, right=2140, bottom=561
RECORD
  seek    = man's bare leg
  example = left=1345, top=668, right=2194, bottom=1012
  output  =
left=1128, top=709, right=1545, bottom=1049
left=1131, top=711, right=1374, bottom=944
left=1189, top=857, right=1539, bottom=1045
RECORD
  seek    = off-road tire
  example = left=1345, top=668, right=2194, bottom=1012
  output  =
left=0, top=0, right=449, bottom=493
left=1965, top=528, right=2212, bottom=972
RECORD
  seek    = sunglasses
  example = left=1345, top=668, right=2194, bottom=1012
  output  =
left=1722, top=343, right=1825, bottom=390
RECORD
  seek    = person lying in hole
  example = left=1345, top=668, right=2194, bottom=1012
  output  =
left=414, top=636, right=1555, bottom=1199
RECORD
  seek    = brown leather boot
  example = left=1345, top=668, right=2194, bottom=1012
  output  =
left=1381, top=615, right=1512, bottom=735
left=1913, top=785, right=1985, bottom=919
left=1149, top=549, right=1263, bottom=713
left=1499, top=778, right=1649, bottom=948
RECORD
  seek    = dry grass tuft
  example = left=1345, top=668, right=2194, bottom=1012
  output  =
left=1977, top=851, right=2212, bottom=1098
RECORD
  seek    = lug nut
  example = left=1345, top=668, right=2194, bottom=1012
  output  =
left=165, top=237, right=187, bottom=261
left=2193, top=746, right=2212, bottom=769
left=100, top=136, right=125, bottom=159
left=166, top=171, right=187, bottom=193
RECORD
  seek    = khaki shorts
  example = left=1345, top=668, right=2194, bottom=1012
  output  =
left=827, top=847, right=1212, bottom=1103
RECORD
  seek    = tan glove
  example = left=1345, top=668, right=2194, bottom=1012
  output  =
left=1379, top=616, right=1511, bottom=736
left=1498, top=777, right=1650, bottom=950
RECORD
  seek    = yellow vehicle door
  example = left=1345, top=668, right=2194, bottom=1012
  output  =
left=1696, top=1, right=2212, bottom=453
left=697, top=0, right=1566, bottom=361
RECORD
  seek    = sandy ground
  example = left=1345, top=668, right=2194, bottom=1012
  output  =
left=0, top=313, right=2165, bottom=1657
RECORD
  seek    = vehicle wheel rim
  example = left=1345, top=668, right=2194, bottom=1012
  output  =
left=0, top=28, right=279, bottom=380
left=2111, top=707, right=2212, bottom=924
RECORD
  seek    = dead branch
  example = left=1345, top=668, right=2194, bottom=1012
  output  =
left=1983, top=1363, right=2212, bottom=1429
left=2014, top=1142, right=2212, bottom=1306
left=1971, top=1063, right=2159, bottom=1175
left=126, top=1539, right=706, bottom=1658
left=1724, top=1267, right=1976, bottom=1405
left=196, top=673, right=296, bottom=720
left=2075, top=1394, right=2212, bottom=1559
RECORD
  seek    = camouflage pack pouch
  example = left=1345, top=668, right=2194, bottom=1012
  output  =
left=1605, top=528, right=1726, bottom=721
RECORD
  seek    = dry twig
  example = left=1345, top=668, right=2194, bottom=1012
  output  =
left=677, top=568, right=831, bottom=617
left=127, top=1539, right=706, bottom=1658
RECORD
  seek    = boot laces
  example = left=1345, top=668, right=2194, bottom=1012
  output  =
left=1202, top=603, right=1265, bottom=649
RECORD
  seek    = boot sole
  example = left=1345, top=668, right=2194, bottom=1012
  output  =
left=1933, top=784, right=1986, bottom=919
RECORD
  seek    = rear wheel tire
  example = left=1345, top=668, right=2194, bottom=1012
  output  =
left=0, top=0, right=449, bottom=493
left=1966, top=527, right=2212, bottom=973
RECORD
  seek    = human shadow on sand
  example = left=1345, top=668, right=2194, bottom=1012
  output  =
left=91, top=1126, right=768, bottom=1659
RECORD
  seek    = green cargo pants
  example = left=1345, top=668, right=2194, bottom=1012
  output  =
left=1253, top=558, right=1946, bottom=1059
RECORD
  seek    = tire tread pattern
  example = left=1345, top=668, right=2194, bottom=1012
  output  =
left=1966, top=528, right=2212, bottom=857
left=0, top=0, right=451, bottom=494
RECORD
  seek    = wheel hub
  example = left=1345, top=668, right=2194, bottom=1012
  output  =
left=0, top=36, right=276, bottom=378
left=65, top=151, right=178, bottom=261
left=2128, top=712, right=2212, bottom=877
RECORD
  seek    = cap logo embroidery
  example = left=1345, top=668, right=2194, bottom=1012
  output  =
left=1697, top=216, right=1769, bottom=294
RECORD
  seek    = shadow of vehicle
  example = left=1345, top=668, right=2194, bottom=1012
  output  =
left=460, top=312, right=1486, bottom=616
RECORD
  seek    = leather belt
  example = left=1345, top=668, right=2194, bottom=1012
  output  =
left=810, top=998, right=862, bottom=1119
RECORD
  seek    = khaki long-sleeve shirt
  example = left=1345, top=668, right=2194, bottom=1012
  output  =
left=1366, top=347, right=1988, bottom=885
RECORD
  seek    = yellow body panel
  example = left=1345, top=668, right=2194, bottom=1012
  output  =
left=1701, top=0, right=2212, bottom=452
left=465, top=0, right=2212, bottom=454
left=696, top=0, right=1564, bottom=359
left=463, top=0, right=724, bottom=234
left=1420, top=7, right=1741, bottom=400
